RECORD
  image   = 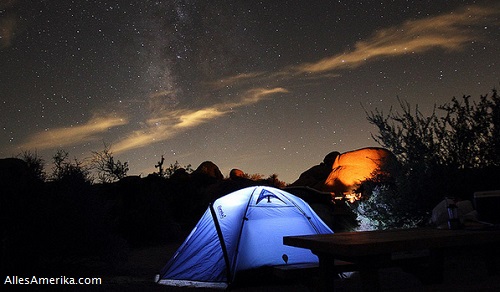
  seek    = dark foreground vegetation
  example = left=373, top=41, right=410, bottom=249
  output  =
left=1, top=88, right=500, bottom=281
left=0, top=155, right=284, bottom=277
left=357, top=89, right=500, bottom=229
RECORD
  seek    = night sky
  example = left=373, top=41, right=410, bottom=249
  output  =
left=1, top=1, right=499, bottom=183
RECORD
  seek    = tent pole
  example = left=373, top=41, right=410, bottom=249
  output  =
left=230, top=187, right=256, bottom=279
left=282, top=191, right=322, bottom=234
left=209, top=203, right=232, bottom=284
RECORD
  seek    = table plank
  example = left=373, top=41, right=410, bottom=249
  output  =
left=284, top=228, right=500, bottom=291
left=284, top=228, right=500, bottom=257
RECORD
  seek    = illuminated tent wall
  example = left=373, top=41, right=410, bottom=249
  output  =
left=156, top=186, right=333, bottom=289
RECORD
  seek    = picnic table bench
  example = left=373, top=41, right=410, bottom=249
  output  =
left=272, top=260, right=356, bottom=280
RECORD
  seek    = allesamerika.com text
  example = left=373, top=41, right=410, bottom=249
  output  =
left=4, top=275, right=102, bottom=285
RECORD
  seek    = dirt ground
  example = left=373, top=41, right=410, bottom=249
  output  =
left=90, top=241, right=500, bottom=291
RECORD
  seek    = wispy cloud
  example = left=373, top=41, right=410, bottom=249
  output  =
left=19, top=115, right=128, bottom=150
left=111, top=4, right=499, bottom=154
left=16, top=4, right=498, bottom=156
left=211, top=3, right=498, bottom=86
left=113, top=87, right=288, bottom=153
left=0, top=16, right=16, bottom=48
left=293, top=4, right=499, bottom=74
left=0, top=0, right=19, bottom=49
left=17, top=88, right=287, bottom=154
left=208, top=72, right=267, bottom=90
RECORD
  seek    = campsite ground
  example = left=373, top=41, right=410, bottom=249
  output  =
left=93, top=241, right=500, bottom=291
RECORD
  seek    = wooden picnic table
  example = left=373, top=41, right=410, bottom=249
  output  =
left=284, top=228, right=500, bottom=291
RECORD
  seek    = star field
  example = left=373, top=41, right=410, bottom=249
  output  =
left=1, top=0, right=499, bottom=182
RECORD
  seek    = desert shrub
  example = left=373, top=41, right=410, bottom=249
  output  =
left=18, top=150, right=47, bottom=182
left=51, top=149, right=92, bottom=185
left=362, top=89, right=500, bottom=229
left=356, top=175, right=426, bottom=230
left=1, top=152, right=129, bottom=275
left=90, top=143, right=129, bottom=183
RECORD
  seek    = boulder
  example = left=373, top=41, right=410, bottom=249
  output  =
left=0, top=158, right=29, bottom=188
left=192, top=161, right=223, bottom=181
left=289, top=151, right=340, bottom=190
left=322, top=147, right=398, bottom=198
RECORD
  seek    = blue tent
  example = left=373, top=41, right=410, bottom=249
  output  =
left=156, top=186, right=333, bottom=288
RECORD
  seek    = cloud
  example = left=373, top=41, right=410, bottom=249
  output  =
left=174, top=108, right=229, bottom=129
left=0, top=0, right=21, bottom=49
left=108, top=4, right=499, bottom=154
left=293, top=4, right=499, bottom=74
left=19, top=4, right=496, bottom=156
left=0, top=0, right=18, bottom=9
left=19, top=115, right=128, bottom=150
left=208, top=72, right=267, bottom=90
left=0, top=10, right=18, bottom=49
left=147, top=89, right=180, bottom=116
left=113, top=87, right=288, bottom=153
left=207, top=4, right=499, bottom=90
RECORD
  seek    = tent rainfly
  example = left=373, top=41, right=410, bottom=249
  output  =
left=156, top=186, right=333, bottom=289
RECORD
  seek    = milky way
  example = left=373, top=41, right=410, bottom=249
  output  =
left=1, top=0, right=499, bottom=182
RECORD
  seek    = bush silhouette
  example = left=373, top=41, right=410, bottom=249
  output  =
left=363, top=89, right=500, bottom=228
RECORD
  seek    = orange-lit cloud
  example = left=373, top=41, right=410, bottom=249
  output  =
left=293, top=4, right=499, bottom=74
left=19, top=115, right=128, bottom=150
left=113, top=87, right=288, bottom=153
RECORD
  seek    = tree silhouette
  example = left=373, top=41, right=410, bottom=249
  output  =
left=361, top=89, right=500, bottom=229
left=245, top=173, right=265, bottom=181
left=91, top=143, right=129, bottom=183
left=51, top=149, right=91, bottom=184
left=164, top=160, right=193, bottom=178
left=268, top=173, right=287, bottom=188
left=438, top=90, right=500, bottom=168
left=18, top=150, right=46, bottom=182
left=366, top=89, right=500, bottom=174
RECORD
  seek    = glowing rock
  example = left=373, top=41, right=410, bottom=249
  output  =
left=323, top=147, right=397, bottom=200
